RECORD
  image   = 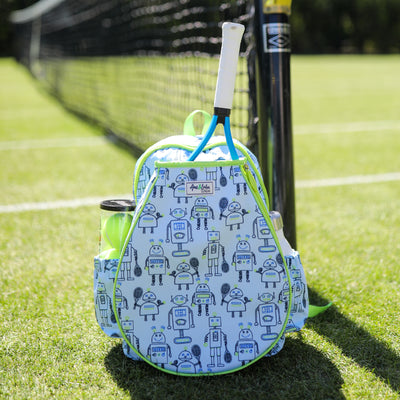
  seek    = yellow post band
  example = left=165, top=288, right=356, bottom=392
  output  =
left=263, top=0, right=293, bottom=15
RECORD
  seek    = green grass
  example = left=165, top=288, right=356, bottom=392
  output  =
left=291, top=55, right=400, bottom=124
left=0, top=56, right=399, bottom=399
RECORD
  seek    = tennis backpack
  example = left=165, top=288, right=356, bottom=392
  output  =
left=93, top=111, right=330, bottom=376
left=93, top=22, right=330, bottom=376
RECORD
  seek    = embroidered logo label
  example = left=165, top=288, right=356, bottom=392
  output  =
left=185, top=181, right=215, bottom=196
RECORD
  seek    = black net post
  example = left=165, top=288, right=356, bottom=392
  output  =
left=254, top=0, right=296, bottom=247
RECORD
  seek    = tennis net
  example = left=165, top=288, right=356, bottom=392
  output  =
left=11, top=0, right=297, bottom=245
left=11, top=0, right=255, bottom=152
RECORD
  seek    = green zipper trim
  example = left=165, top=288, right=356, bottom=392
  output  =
left=123, top=159, right=282, bottom=376
left=112, top=170, right=159, bottom=363
left=155, top=158, right=246, bottom=168
left=241, top=163, right=293, bottom=348
left=114, top=167, right=258, bottom=377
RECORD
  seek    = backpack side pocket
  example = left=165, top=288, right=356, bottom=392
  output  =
left=94, top=257, right=123, bottom=338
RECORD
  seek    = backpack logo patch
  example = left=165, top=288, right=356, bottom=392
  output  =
left=185, top=181, right=215, bottom=196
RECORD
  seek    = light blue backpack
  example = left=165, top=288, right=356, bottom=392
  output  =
left=93, top=23, right=330, bottom=376
left=93, top=110, right=329, bottom=376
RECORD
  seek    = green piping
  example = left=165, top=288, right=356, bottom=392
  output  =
left=119, top=162, right=286, bottom=377
left=241, top=163, right=292, bottom=344
left=112, top=170, right=159, bottom=364
left=155, top=159, right=245, bottom=168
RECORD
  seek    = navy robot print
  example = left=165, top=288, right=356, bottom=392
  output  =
left=190, top=197, right=214, bottom=230
left=230, top=165, right=248, bottom=195
left=137, top=164, right=151, bottom=199
left=204, top=166, right=226, bottom=190
left=234, top=323, right=259, bottom=365
left=202, top=230, right=225, bottom=277
left=169, top=259, right=199, bottom=290
left=120, top=246, right=140, bottom=281
left=172, top=348, right=201, bottom=374
left=114, top=287, right=129, bottom=320
left=95, top=282, right=112, bottom=328
left=110, top=158, right=305, bottom=374
left=252, top=207, right=276, bottom=253
left=219, top=198, right=249, bottom=231
left=145, top=242, right=170, bottom=286
left=205, top=166, right=218, bottom=188
left=232, top=238, right=256, bottom=283
left=191, top=279, right=216, bottom=317
left=256, top=258, right=282, bottom=288
left=254, top=292, right=282, bottom=340
left=121, top=320, right=140, bottom=360
left=221, top=284, right=251, bottom=318
left=167, top=294, right=195, bottom=344
left=147, top=327, right=172, bottom=368
left=169, top=173, right=192, bottom=204
left=153, top=167, right=169, bottom=198
left=166, top=208, right=193, bottom=257
left=278, top=281, right=290, bottom=313
left=133, top=288, right=164, bottom=322
left=291, top=269, right=307, bottom=313
left=138, top=203, right=162, bottom=234
left=203, top=316, right=228, bottom=368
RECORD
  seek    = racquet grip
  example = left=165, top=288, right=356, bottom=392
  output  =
left=214, top=22, right=245, bottom=110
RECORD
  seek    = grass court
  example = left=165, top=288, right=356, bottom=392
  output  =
left=0, top=55, right=399, bottom=399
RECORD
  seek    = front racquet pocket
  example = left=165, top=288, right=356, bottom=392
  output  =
left=113, top=159, right=292, bottom=376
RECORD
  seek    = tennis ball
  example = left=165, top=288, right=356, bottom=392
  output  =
left=102, top=213, right=133, bottom=252
left=99, top=248, right=121, bottom=260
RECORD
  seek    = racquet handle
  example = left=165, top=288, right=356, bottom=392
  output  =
left=214, top=22, right=245, bottom=111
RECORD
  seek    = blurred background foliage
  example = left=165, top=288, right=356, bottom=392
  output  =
left=1, top=0, right=400, bottom=56
left=290, top=0, right=400, bottom=54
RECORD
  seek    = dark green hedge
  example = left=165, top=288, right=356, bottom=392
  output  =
left=1, top=0, right=399, bottom=56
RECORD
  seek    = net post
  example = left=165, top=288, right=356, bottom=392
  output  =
left=254, top=0, right=296, bottom=247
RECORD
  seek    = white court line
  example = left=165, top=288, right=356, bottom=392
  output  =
left=1, top=172, right=399, bottom=213
left=296, top=172, right=400, bottom=189
left=294, top=120, right=400, bottom=135
left=0, top=137, right=109, bottom=151
left=0, top=195, right=132, bottom=214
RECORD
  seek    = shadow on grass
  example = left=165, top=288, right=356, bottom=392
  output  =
left=105, top=336, right=344, bottom=400
left=105, top=290, right=400, bottom=399
left=308, top=288, right=400, bottom=394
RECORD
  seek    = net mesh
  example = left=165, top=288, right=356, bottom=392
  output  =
left=12, top=0, right=256, bottom=151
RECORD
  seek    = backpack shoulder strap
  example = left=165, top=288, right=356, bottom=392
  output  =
left=308, top=302, right=333, bottom=318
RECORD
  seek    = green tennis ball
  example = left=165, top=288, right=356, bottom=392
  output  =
left=102, top=213, right=133, bottom=252
left=99, top=248, right=121, bottom=260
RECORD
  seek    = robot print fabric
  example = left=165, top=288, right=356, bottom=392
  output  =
left=92, top=17, right=329, bottom=372
left=107, top=158, right=309, bottom=376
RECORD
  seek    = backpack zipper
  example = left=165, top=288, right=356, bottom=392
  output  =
left=241, top=163, right=293, bottom=327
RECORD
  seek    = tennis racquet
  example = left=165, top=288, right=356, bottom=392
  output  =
left=191, top=345, right=202, bottom=369
left=190, top=257, right=200, bottom=278
left=133, top=287, right=143, bottom=309
left=188, top=22, right=245, bottom=161
left=219, top=197, right=229, bottom=220
left=219, top=166, right=227, bottom=187
left=220, top=283, right=231, bottom=305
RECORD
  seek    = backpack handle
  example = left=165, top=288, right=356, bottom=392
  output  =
left=183, top=110, right=212, bottom=136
